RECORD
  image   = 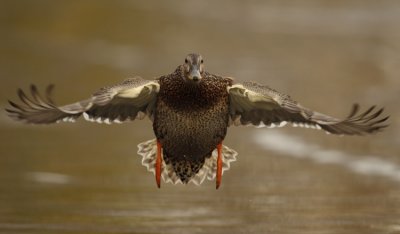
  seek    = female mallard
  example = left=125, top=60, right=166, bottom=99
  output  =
left=6, top=53, right=389, bottom=189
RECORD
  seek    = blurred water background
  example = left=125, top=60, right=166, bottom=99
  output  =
left=0, top=1, right=399, bottom=233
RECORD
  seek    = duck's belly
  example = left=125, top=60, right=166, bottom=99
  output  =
left=153, top=100, right=229, bottom=160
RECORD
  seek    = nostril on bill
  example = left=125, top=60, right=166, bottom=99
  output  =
left=192, top=76, right=199, bottom=82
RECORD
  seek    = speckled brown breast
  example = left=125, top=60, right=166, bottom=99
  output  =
left=153, top=67, right=232, bottom=183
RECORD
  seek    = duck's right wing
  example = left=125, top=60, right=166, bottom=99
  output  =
left=6, top=76, right=160, bottom=124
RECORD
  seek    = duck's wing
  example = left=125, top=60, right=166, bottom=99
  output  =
left=227, top=81, right=388, bottom=135
left=6, top=77, right=160, bottom=124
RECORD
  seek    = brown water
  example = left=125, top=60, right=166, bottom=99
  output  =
left=1, top=1, right=400, bottom=233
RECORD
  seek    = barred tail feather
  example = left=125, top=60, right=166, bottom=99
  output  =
left=137, top=139, right=237, bottom=185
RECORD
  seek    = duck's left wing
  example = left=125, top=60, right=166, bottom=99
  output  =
left=227, top=81, right=388, bottom=135
left=6, top=76, right=160, bottom=124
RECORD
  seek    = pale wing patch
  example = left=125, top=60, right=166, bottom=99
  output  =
left=93, top=80, right=159, bottom=106
left=117, top=82, right=159, bottom=99
left=137, top=139, right=238, bottom=185
left=81, top=79, right=159, bottom=124
left=228, top=84, right=279, bottom=111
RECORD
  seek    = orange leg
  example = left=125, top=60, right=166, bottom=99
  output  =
left=216, top=143, right=223, bottom=189
left=156, top=140, right=162, bottom=188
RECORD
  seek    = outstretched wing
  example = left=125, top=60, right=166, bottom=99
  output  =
left=228, top=81, right=388, bottom=135
left=6, top=77, right=160, bottom=124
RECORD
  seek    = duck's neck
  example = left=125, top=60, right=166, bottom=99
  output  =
left=158, top=66, right=221, bottom=110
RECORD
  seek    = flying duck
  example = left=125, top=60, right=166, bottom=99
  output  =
left=6, top=53, right=389, bottom=189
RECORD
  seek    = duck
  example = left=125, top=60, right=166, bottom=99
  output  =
left=6, top=53, right=389, bottom=189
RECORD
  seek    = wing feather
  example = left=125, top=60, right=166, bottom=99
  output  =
left=6, top=76, right=160, bottom=124
left=228, top=81, right=388, bottom=135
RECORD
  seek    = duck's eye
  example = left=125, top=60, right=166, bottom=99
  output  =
left=201, top=59, right=204, bottom=64
left=185, top=59, right=188, bottom=63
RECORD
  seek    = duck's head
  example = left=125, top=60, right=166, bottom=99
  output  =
left=182, top=53, right=204, bottom=83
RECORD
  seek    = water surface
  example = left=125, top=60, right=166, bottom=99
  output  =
left=1, top=1, right=399, bottom=233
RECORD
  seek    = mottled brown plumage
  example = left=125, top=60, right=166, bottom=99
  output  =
left=154, top=64, right=232, bottom=183
left=5, top=53, right=389, bottom=188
